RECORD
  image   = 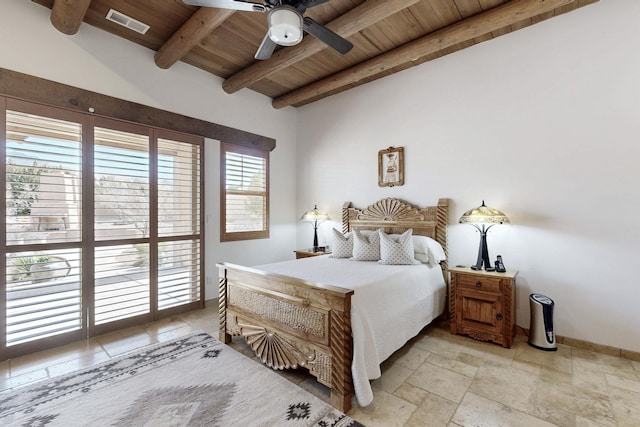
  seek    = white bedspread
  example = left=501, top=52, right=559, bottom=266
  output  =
left=255, top=255, right=446, bottom=407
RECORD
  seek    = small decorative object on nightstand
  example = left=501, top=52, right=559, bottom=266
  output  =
left=294, top=248, right=331, bottom=259
left=449, top=266, right=518, bottom=348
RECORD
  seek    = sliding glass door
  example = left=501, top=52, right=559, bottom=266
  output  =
left=2, top=99, right=203, bottom=360
left=156, top=135, right=201, bottom=311
left=4, top=104, right=85, bottom=352
left=92, top=121, right=152, bottom=331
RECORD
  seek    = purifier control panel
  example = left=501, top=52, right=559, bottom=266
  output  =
left=531, top=294, right=553, bottom=305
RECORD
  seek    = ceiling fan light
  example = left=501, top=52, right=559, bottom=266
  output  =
left=268, top=7, right=303, bottom=46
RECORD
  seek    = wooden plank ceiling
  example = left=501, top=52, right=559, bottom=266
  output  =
left=32, top=0, right=598, bottom=109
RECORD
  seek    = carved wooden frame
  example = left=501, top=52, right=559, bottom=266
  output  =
left=218, top=198, right=448, bottom=412
left=377, top=146, right=404, bottom=187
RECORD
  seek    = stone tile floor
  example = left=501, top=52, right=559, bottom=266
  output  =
left=1, top=304, right=639, bottom=426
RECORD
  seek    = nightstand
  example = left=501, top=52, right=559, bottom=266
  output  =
left=449, top=266, right=518, bottom=348
left=294, top=249, right=331, bottom=259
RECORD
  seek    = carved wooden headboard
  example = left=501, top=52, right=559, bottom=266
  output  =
left=342, top=198, right=449, bottom=272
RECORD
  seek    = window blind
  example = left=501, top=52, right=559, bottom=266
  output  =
left=222, top=143, right=268, bottom=241
left=4, top=110, right=83, bottom=347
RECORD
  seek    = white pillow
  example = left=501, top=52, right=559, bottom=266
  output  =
left=329, top=228, right=352, bottom=259
left=413, top=251, right=429, bottom=264
left=412, top=235, right=446, bottom=265
left=379, top=229, right=421, bottom=265
left=351, top=228, right=381, bottom=261
left=385, top=232, right=446, bottom=265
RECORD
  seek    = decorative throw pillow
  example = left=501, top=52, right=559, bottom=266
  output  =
left=388, top=232, right=446, bottom=264
left=379, top=229, right=422, bottom=265
left=329, top=228, right=353, bottom=258
left=351, top=228, right=381, bottom=261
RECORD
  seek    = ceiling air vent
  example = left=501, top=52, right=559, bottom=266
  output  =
left=105, top=9, right=150, bottom=35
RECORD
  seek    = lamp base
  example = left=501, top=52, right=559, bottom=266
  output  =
left=312, top=226, right=319, bottom=248
left=471, top=225, right=495, bottom=271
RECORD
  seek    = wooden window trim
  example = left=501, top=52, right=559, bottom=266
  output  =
left=0, top=68, right=275, bottom=152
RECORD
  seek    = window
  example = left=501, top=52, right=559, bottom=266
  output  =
left=221, top=142, right=269, bottom=241
left=156, top=134, right=201, bottom=311
left=2, top=99, right=203, bottom=360
left=92, top=122, right=152, bottom=326
left=4, top=107, right=84, bottom=349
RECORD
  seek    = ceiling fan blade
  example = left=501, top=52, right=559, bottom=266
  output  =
left=182, top=0, right=269, bottom=12
left=255, top=33, right=277, bottom=60
left=302, top=17, right=353, bottom=55
left=301, top=0, right=331, bottom=8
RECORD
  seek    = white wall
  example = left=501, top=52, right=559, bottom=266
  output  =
left=1, top=1, right=298, bottom=299
left=297, top=0, right=640, bottom=353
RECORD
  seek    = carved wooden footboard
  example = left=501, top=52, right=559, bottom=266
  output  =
left=218, top=198, right=448, bottom=413
left=217, top=263, right=354, bottom=412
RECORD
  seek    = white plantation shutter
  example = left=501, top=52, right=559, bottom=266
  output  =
left=157, top=137, right=201, bottom=309
left=92, top=124, right=151, bottom=325
left=5, top=110, right=82, bottom=246
left=3, top=100, right=203, bottom=359
left=5, top=248, right=81, bottom=346
left=157, top=240, right=201, bottom=310
left=94, top=127, right=150, bottom=241
left=221, top=143, right=269, bottom=241
left=94, top=244, right=150, bottom=325
left=4, top=108, right=84, bottom=347
left=158, top=138, right=200, bottom=237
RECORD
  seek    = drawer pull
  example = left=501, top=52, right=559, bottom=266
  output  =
left=475, top=280, right=482, bottom=287
left=496, top=313, right=503, bottom=320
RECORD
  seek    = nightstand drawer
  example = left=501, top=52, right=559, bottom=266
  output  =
left=457, top=274, right=502, bottom=293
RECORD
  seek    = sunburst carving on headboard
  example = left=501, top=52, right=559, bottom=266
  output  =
left=355, top=198, right=425, bottom=222
left=341, top=198, right=449, bottom=275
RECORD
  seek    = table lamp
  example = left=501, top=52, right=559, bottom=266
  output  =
left=459, top=200, right=510, bottom=271
left=300, top=205, right=330, bottom=250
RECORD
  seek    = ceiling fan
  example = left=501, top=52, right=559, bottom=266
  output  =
left=182, top=0, right=353, bottom=60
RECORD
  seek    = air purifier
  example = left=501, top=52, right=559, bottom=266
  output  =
left=528, top=293, right=557, bottom=351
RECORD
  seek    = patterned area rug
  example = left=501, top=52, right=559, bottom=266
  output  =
left=0, top=332, right=363, bottom=426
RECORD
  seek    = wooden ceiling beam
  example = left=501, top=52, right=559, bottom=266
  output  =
left=155, top=8, right=236, bottom=69
left=50, top=0, right=91, bottom=35
left=0, top=68, right=276, bottom=151
left=272, top=0, right=575, bottom=109
left=222, top=0, right=420, bottom=95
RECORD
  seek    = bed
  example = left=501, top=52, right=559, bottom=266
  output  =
left=217, top=198, right=448, bottom=412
